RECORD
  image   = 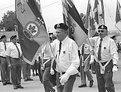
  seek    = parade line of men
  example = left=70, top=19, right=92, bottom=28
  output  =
left=0, top=23, right=119, bottom=92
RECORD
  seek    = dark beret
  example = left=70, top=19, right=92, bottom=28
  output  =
left=10, top=35, right=17, bottom=40
left=0, top=35, right=6, bottom=39
left=54, top=23, right=69, bottom=30
left=98, top=25, right=107, bottom=30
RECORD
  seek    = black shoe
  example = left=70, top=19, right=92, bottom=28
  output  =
left=27, top=78, right=33, bottom=81
left=17, top=85, right=24, bottom=89
left=14, top=86, right=18, bottom=89
left=6, top=82, right=12, bottom=85
left=89, top=80, right=94, bottom=87
left=78, top=84, right=87, bottom=88
left=3, top=82, right=7, bottom=86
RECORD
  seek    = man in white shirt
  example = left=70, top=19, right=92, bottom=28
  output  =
left=0, top=35, right=11, bottom=85
left=89, top=25, right=119, bottom=92
left=6, top=35, right=24, bottom=89
left=51, top=23, right=80, bottom=92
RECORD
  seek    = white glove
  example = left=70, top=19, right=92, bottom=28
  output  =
left=50, top=68, right=55, bottom=75
left=59, top=73, right=69, bottom=85
left=112, top=65, right=118, bottom=72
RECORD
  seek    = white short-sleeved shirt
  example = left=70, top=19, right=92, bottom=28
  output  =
left=51, top=36, right=80, bottom=73
left=6, top=42, right=22, bottom=58
left=90, top=36, right=119, bottom=64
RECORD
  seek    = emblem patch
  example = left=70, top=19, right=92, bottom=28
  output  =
left=23, top=21, right=40, bottom=40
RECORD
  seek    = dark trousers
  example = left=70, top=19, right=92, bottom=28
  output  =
left=42, top=67, right=55, bottom=92
left=94, top=60, right=115, bottom=92
left=80, top=54, right=93, bottom=84
left=0, top=57, right=10, bottom=84
left=10, top=58, right=21, bottom=87
left=56, top=72, right=76, bottom=92
left=22, top=61, right=31, bottom=79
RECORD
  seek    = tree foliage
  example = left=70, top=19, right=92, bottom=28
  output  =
left=0, top=11, right=17, bottom=31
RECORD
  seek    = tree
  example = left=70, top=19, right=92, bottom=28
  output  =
left=0, top=11, right=17, bottom=31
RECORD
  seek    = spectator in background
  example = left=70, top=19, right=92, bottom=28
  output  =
left=0, top=35, right=11, bottom=85
left=6, top=35, right=24, bottom=89
left=22, top=59, right=33, bottom=81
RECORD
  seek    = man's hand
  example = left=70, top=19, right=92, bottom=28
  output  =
left=50, top=68, right=54, bottom=75
left=112, top=65, right=118, bottom=72
left=59, top=73, right=69, bottom=85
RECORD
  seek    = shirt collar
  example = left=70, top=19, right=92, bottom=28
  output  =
left=61, top=36, right=69, bottom=44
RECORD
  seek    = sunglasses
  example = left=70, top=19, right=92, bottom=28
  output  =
left=98, top=30, right=104, bottom=33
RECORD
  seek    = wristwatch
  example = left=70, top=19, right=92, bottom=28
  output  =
left=113, top=64, right=117, bottom=66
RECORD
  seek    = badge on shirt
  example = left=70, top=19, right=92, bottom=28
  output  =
left=104, top=47, right=106, bottom=49
left=63, top=51, right=65, bottom=54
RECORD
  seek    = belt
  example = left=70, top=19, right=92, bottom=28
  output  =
left=0, top=56, right=6, bottom=58
left=10, top=57, right=20, bottom=60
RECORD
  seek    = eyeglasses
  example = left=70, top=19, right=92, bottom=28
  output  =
left=98, top=30, right=104, bottom=33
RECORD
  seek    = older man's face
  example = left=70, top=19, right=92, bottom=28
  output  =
left=98, top=29, right=108, bottom=38
left=55, top=28, right=66, bottom=41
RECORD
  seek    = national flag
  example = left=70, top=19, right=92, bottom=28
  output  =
left=115, top=0, right=121, bottom=31
left=115, top=0, right=121, bottom=23
left=62, top=0, right=88, bottom=47
left=15, top=0, right=49, bottom=65
left=85, top=0, right=96, bottom=37
left=93, top=0, right=105, bottom=25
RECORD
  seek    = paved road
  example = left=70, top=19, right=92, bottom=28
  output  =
left=0, top=68, right=121, bottom=92
left=0, top=54, right=121, bottom=92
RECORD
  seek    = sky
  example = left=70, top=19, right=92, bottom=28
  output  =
left=0, top=0, right=121, bottom=33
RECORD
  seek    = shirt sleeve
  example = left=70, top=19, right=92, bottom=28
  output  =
left=110, top=40, right=119, bottom=65
left=65, top=41, right=80, bottom=76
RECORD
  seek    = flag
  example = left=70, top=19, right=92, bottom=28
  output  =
left=93, top=0, right=105, bottom=26
left=62, top=0, right=88, bottom=47
left=15, top=0, right=49, bottom=65
left=115, top=0, right=121, bottom=31
left=115, top=0, right=121, bottom=23
left=85, top=0, right=96, bottom=37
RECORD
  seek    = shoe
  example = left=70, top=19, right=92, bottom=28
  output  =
left=17, top=85, right=24, bottom=89
left=14, top=86, right=18, bottom=89
left=27, top=78, right=33, bottom=81
left=24, top=79, right=28, bottom=81
left=3, top=82, right=7, bottom=86
left=78, top=84, right=87, bottom=88
left=89, top=80, right=94, bottom=87
left=0, top=80, right=1, bottom=82
left=6, top=82, right=12, bottom=85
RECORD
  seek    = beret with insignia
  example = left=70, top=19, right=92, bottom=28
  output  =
left=10, top=35, right=17, bottom=40
left=98, top=25, right=107, bottom=30
left=0, top=35, right=6, bottom=39
left=54, top=23, right=69, bottom=30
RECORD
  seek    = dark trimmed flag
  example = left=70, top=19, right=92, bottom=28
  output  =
left=93, top=0, right=105, bottom=26
left=115, top=0, right=121, bottom=31
left=15, top=0, right=49, bottom=65
left=62, top=0, right=88, bottom=47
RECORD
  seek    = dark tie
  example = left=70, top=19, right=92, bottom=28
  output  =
left=59, top=41, right=62, bottom=55
left=98, top=38, right=103, bottom=60
left=4, top=42, right=6, bottom=51
left=15, top=43, right=21, bottom=58
left=82, top=44, right=85, bottom=56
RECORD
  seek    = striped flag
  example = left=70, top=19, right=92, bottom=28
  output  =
left=93, top=0, right=105, bottom=26
left=115, top=0, right=121, bottom=31
left=85, top=0, right=96, bottom=37
left=15, top=0, right=49, bottom=65
left=62, top=0, right=88, bottom=47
